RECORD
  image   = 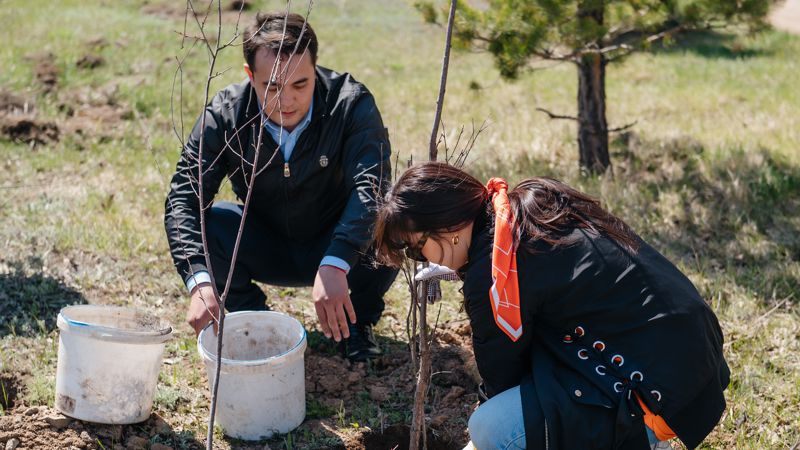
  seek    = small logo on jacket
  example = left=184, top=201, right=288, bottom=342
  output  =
left=319, top=155, right=328, bottom=167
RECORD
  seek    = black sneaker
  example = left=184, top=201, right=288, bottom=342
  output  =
left=341, top=323, right=382, bottom=362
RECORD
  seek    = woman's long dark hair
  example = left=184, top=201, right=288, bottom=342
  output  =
left=374, top=162, right=639, bottom=267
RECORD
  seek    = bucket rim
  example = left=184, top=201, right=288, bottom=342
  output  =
left=57, top=305, right=172, bottom=343
left=197, top=310, right=307, bottom=367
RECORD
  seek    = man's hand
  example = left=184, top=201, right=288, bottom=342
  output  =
left=313, top=265, right=356, bottom=342
left=186, top=283, right=220, bottom=336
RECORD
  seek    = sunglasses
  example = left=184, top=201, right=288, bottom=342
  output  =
left=404, top=232, right=430, bottom=262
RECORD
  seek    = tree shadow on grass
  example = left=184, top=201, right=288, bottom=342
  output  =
left=611, top=134, right=800, bottom=302
left=0, top=259, right=86, bottom=337
left=471, top=134, right=800, bottom=304
left=651, top=29, right=769, bottom=59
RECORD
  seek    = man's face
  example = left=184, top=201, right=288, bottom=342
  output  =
left=245, top=48, right=315, bottom=132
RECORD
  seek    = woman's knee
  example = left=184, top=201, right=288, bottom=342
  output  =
left=467, top=405, right=493, bottom=449
left=468, top=386, right=526, bottom=449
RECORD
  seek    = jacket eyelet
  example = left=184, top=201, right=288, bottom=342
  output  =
left=611, top=354, right=624, bottom=366
left=574, top=326, right=585, bottom=337
left=614, top=382, right=624, bottom=393
left=631, top=371, right=644, bottom=382
left=593, top=340, right=606, bottom=352
left=578, top=349, right=589, bottom=360
left=595, top=365, right=607, bottom=376
left=563, top=335, right=574, bottom=343
left=651, top=390, right=662, bottom=401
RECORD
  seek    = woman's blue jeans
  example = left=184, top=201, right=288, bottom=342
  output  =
left=468, top=385, right=664, bottom=449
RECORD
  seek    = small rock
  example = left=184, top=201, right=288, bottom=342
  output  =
left=151, top=444, right=172, bottom=450
left=23, top=406, right=39, bottom=416
left=80, top=431, right=92, bottom=442
left=45, top=414, right=73, bottom=430
left=125, top=436, right=149, bottom=449
left=5, top=438, right=20, bottom=450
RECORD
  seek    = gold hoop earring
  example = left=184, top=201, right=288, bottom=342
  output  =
left=452, top=235, right=460, bottom=245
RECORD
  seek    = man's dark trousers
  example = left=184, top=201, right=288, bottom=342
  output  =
left=205, top=202, right=397, bottom=325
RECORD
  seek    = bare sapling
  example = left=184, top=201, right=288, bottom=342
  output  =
left=408, top=1, right=457, bottom=449
left=166, top=1, right=314, bottom=448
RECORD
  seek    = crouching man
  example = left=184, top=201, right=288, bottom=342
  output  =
left=164, top=12, right=398, bottom=361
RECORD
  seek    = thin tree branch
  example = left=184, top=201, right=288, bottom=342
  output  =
left=536, top=107, right=580, bottom=122
left=608, top=120, right=638, bottom=133
left=427, top=0, right=457, bottom=162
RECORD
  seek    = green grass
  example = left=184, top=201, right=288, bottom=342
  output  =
left=1, top=0, right=799, bottom=449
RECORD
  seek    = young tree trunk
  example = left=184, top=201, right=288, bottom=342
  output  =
left=576, top=1, right=610, bottom=174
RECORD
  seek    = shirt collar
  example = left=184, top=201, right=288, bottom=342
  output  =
left=262, top=99, right=314, bottom=138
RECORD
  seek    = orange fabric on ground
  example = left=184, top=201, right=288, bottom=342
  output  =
left=486, top=178, right=523, bottom=341
left=636, top=394, right=676, bottom=441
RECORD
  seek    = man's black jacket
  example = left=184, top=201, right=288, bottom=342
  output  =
left=463, top=209, right=730, bottom=449
left=164, top=67, right=391, bottom=283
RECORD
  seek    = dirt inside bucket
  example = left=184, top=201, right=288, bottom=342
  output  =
left=217, top=322, right=300, bottom=361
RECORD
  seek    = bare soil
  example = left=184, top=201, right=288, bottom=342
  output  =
left=0, top=90, right=33, bottom=115
left=0, top=404, right=185, bottom=450
left=0, top=115, right=59, bottom=145
left=25, top=52, right=59, bottom=94
left=76, top=54, right=106, bottom=70
left=0, top=321, right=477, bottom=449
left=142, top=1, right=256, bottom=22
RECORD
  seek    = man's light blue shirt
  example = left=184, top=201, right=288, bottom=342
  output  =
left=264, top=100, right=313, bottom=162
left=185, top=99, right=350, bottom=293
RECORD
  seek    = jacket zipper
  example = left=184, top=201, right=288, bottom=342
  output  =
left=283, top=161, right=291, bottom=236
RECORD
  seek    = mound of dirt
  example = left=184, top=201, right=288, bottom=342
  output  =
left=76, top=54, right=105, bottom=70
left=57, top=81, right=133, bottom=138
left=0, top=406, right=193, bottom=450
left=0, top=91, right=33, bottom=115
left=25, top=52, right=59, bottom=94
left=345, top=424, right=462, bottom=450
left=142, top=1, right=255, bottom=22
left=0, top=115, right=59, bottom=145
left=0, top=372, right=28, bottom=410
left=227, top=0, right=252, bottom=11
left=300, top=320, right=478, bottom=446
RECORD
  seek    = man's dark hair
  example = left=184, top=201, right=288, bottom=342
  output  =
left=243, top=12, right=318, bottom=70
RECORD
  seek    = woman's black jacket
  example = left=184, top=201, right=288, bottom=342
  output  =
left=462, top=210, right=730, bottom=449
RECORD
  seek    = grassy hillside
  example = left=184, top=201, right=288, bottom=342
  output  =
left=0, top=1, right=798, bottom=448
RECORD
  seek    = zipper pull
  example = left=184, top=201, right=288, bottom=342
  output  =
left=283, top=162, right=291, bottom=178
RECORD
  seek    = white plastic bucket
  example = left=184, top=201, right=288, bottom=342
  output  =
left=55, top=305, right=172, bottom=424
left=197, top=311, right=307, bottom=440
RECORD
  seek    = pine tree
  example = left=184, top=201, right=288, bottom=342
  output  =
left=418, top=0, right=774, bottom=173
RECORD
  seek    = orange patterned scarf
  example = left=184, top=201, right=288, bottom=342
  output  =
left=486, top=178, right=523, bottom=341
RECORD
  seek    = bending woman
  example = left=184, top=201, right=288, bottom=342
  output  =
left=373, top=162, right=729, bottom=450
